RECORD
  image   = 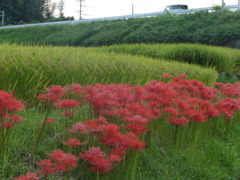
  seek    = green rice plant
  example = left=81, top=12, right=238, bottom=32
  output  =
left=101, top=43, right=240, bottom=74
left=0, top=44, right=218, bottom=105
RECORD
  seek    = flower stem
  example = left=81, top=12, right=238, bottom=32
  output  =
left=32, top=108, right=51, bottom=155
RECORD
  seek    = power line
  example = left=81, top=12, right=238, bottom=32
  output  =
left=84, top=5, right=131, bottom=12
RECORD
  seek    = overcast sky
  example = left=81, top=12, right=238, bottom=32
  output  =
left=53, top=0, right=239, bottom=20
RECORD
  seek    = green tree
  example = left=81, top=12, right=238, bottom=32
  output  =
left=0, top=0, right=56, bottom=24
left=57, top=0, right=64, bottom=18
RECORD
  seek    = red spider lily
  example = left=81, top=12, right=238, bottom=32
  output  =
left=80, top=147, right=107, bottom=164
left=103, top=108, right=132, bottom=118
left=109, top=154, right=122, bottom=162
left=43, top=150, right=78, bottom=173
left=98, top=124, right=121, bottom=146
left=64, top=83, right=83, bottom=95
left=89, top=158, right=112, bottom=174
left=214, top=82, right=240, bottom=97
left=85, top=120, right=106, bottom=134
left=131, top=85, right=146, bottom=102
left=36, top=159, right=54, bottom=175
left=125, top=115, right=149, bottom=125
left=62, top=110, right=73, bottom=117
left=198, top=100, right=220, bottom=117
left=45, top=118, right=55, bottom=124
left=84, top=117, right=109, bottom=134
left=0, top=91, right=23, bottom=114
left=1, top=122, right=14, bottom=128
left=15, top=172, right=39, bottom=180
left=99, top=124, right=145, bottom=150
left=69, top=122, right=88, bottom=134
left=169, top=116, right=188, bottom=126
left=84, top=84, right=132, bottom=114
left=126, top=103, right=153, bottom=119
left=163, top=107, right=179, bottom=116
left=9, top=114, right=22, bottom=122
left=161, top=73, right=172, bottom=78
left=119, top=136, right=145, bottom=150
left=178, top=73, right=188, bottom=79
left=169, top=79, right=219, bottom=100
left=126, top=123, right=147, bottom=135
left=80, top=147, right=113, bottom=174
left=54, top=99, right=80, bottom=109
left=62, top=138, right=84, bottom=148
left=215, top=97, right=240, bottom=119
left=144, top=81, right=176, bottom=107
left=187, top=110, right=206, bottom=122
left=37, top=85, right=64, bottom=102
left=125, top=132, right=138, bottom=139
left=110, top=147, right=126, bottom=157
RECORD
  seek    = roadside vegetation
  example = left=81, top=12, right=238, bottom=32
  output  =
left=0, top=10, right=240, bottom=47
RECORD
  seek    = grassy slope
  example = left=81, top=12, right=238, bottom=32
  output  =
left=2, top=109, right=240, bottom=180
left=0, top=11, right=240, bottom=47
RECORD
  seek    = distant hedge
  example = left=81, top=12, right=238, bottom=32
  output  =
left=0, top=10, right=240, bottom=47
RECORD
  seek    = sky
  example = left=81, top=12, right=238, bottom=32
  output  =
left=53, top=0, right=239, bottom=20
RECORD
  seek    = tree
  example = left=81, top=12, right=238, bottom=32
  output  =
left=57, top=0, right=64, bottom=18
left=43, top=0, right=56, bottom=20
left=0, top=0, right=56, bottom=24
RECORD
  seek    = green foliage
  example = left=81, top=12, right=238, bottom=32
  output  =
left=0, top=0, right=57, bottom=24
left=0, top=44, right=217, bottom=104
left=1, top=11, right=240, bottom=46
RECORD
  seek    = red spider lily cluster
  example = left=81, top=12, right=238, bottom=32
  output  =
left=14, top=74, right=240, bottom=178
left=0, top=91, right=23, bottom=128
left=0, top=91, right=23, bottom=164
left=15, top=172, right=39, bottom=180
left=0, top=91, right=24, bottom=178
left=37, top=150, right=78, bottom=175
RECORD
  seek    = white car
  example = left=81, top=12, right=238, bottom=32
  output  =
left=164, top=4, right=188, bottom=11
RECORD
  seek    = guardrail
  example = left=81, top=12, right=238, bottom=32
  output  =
left=0, top=5, right=239, bottom=30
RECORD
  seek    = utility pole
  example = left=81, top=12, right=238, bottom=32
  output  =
left=0, top=11, right=4, bottom=25
left=132, top=4, right=134, bottom=15
left=221, top=0, right=225, bottom=10
left=2, top=11, right=3, bottom=25
left=79, top=0, right=84, bottom=20
left=239, top=0, right=240, bottom=10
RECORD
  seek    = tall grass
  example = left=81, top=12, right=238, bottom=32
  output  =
left=0, top=44, right=217, bottom=104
